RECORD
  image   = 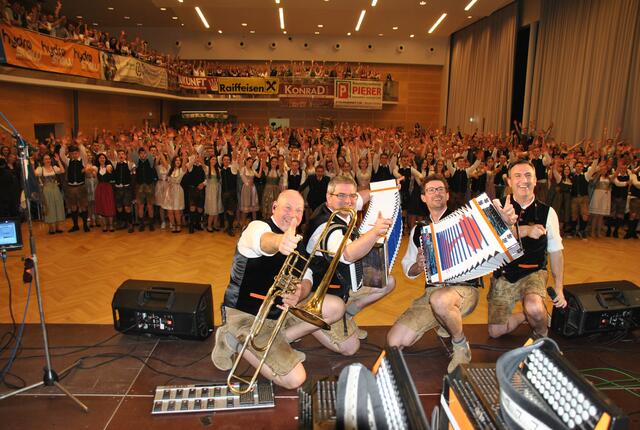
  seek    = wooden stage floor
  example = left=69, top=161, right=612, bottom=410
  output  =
left=0, top=323, right=638, bottom=430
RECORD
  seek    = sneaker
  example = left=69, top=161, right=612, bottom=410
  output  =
left=160, top=221, right=166, bottom=230
left=447, top=341, right=471, bottom=373
left=436, top=326, right=450, bottom=338
left=211, top=327, right=234, bottom=371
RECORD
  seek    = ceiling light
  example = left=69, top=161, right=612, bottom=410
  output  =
left=172, top=16, right=178, bottom=20
left=241, top=22, right=248, bottom=26
left=160, top=7, right=166, bottom=11
left=136, top=23, right=142, bottom=26
left=178, top=0, right=183, bottom=2
left=378, top=33, right=384, bottom=36
left=428, top=12, right=447, bottom=33
left=275, top=0, right=280, bottom=3
left=76, top=15, right=82, bottom=19
left=283, top=30, right=287, bottom=34
left=315, top=31, right=320, bottom=35
left=347, top=32, right=351, bottom=36
left=410, top=34, right=415, bottom=38
left=392, top=26, right=398, bottom=30
left=464, top=0, right=478, bottom=11
left=195, top=6, right=210, bottom=29
left=218, top=29, right=223, bottom=34
left=467, top=15, right=473, bottom=19
left=181, top=23, right=184, bottom=26
left=419, top=1, right=426, bottom=5
left=317, top=24, right=323, bottom=28
left=123, top=16, right=130, bottom=19
left=371, top=0, right=378, bottom=6
left=92, top=22, right=98, bottom=26
left=107, top=7, right=114, bottom=11
left=355, top=9, right=366, bottom=32
left=250, top=30, right=255, bottom=33
left=279, top=7, right=285, bottom=29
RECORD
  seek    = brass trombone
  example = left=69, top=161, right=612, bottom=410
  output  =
left=227, top=207, right=357, bottom=395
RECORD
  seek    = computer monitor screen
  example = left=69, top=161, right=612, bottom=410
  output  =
left=0, top=218, right=22, bottom=251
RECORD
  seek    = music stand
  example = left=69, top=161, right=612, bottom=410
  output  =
left=0, top=115, right=88, bottom=412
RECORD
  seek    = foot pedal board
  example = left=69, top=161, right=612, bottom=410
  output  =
left=151, top=381, right=275, bottom=415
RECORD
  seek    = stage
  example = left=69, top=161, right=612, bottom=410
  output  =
left=0, top=324, right=638, bottom=429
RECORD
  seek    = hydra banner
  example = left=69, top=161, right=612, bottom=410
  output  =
left=0, top=24, right=100, bottom=79
left=333, top=79, right=383, bottom=109
left=100, top=52, right=168, bottom=90
left=217, top=77, right=279, bottom=95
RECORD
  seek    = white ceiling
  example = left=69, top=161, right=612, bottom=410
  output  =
left=46, top=0, right=513, bottom=40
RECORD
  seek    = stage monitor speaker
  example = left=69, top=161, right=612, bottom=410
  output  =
left=112, top=279, right=214, bottom=340
left=551, top=280, right=640, bottom=337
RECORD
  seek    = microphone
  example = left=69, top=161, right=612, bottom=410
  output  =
left=546, top=287, right=557, bottom=300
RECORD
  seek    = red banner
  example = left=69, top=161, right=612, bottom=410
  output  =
left=0, top=24, right=101, bottom=79
left=178, top=75, right=218, bottom=91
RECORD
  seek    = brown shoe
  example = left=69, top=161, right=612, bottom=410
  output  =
left=211, top=327, right=234, bottom=371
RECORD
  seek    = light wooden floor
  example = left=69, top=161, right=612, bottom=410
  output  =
left=0, top=220, right=638, bottom=327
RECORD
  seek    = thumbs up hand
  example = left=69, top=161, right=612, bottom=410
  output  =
left=278, top=223, right=302, bottom=255
left=493, top=194, right=518, bottom=227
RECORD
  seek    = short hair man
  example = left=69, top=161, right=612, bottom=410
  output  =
left=211, top=190, right=342, bottom=389
left=387, top=174, right=515, bottom=372
left=488, top=160, right=567, bottom=339
left=301, top=175, right=395, bottom=356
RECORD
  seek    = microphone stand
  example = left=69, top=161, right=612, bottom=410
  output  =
left=0, top=115, right=88, bottom=412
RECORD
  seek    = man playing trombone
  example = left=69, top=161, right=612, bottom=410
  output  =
left=211, top=189, right=344, bottom=390
left=296, top=175, right=395, bottom=356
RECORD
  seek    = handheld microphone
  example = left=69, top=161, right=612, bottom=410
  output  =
left=546, top=287, right=557, bottom=300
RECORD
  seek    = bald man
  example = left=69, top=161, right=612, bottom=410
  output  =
left=212, top=190, right=343, bottom=389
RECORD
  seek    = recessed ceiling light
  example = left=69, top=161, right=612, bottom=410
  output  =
left=428, top=12, right=447, bottom=33
left=392, top=26, right=398, bottom=30
left=195, top=6, right=210, bottom=28
left=467, top=15, right=473, bottom=19
left=241, top=23, right=248, bottom=26
left=419, top=1, right=426, bottom=5
left=250, top=30, right=255, bottom=33
left=464, top=0, right=478, bottom=11
left=355, top=9, right=366, bottom=32
left=347, top=32, right=351, bottom=36
left=218, top=29, right=223, bottom=34
left=160, top=7, right=166, bottom=11
left=378, top=33, right=384, bottom=36
left=172, top=16, right=178, bottom=20
left=107, top=7, right=114, bottom=11
left=181, top=23, right=184, bottom=26
left=275, top=0, right=280, bottom=3
left=315, top=31, right=320, bottom=35
left=123, top=16, right=130, bottom=19
left=410, top=34, right=415, bottom=38
left=317, top=24, right=323, bottom=28
left=371, top=0, right=378, bottom=6
left=76, top=15, right=83, bottom=19
left=178, top=0, right=183, bottom=2
left=283, top=30, right=287, bottom=34
left=279, top=7, right=285, bottom=30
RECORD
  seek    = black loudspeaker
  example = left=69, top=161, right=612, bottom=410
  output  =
left=112, top=279, right=214, bottom=340
left=551, top=280, right=640, bottom=337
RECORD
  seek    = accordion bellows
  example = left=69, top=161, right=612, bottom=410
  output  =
left=420, top=193, right=523, bottom=284
left=358, top=179, right=403, bottom=288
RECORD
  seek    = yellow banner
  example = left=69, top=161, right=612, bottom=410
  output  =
left=0, top=24, right=101, bottom=79
left=217, top=77, right=279, bottom=95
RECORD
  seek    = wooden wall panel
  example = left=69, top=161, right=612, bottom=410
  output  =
left=77, top=92, right=162, bottom=133
left=0, top=82, right=73, bottom=141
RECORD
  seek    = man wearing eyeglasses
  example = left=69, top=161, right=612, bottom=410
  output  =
left=388, top=174, right=501, bottom=373
left=296, top=175, right=394, bottom=356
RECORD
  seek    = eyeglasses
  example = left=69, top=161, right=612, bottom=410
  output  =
left=425, top=186, right=447, bottom=194
left=330, top=193, right=358, bottom=200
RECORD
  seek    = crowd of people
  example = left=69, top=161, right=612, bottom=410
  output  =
left=2, top=1, right=388, bottom=81
left=0, top=121, right=638, bottom=239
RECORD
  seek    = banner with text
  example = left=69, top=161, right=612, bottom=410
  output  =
left=279, top=78, right=333, bottom=107
left=217, top=77, right=279, bottom=95
left=333, top=79, right=383, bottom=109
left=0, top=24, right=101, bottom=79
left=100, top=52, right=168, bottom=90
left=178, top=75, right=218, bottom=91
